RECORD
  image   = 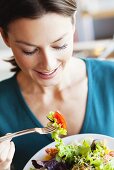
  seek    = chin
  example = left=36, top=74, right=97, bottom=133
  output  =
left=37, top=79, right=61, bottom=87
left=34, top=74, right=62, bottom=87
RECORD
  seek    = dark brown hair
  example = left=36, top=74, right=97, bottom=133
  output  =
left=0, top=0, right=77, bottom=72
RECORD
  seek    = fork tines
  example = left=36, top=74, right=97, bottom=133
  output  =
left=45, top=125, right=56, bottom=133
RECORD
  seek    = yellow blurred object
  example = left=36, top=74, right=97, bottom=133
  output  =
left=73, top=39, right=114, bottom=59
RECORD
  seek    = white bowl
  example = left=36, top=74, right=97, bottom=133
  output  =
left=23, top=133, right=114, bottom=170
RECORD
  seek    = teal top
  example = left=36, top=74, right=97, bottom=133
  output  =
left=0, top=58, right=114, bottom=170
left=0, top=75, right=53, bottom=170
left=80, top=58, right=114, bottom=136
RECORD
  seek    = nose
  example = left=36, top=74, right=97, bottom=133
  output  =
left=39, top=48, right=57, bottom=71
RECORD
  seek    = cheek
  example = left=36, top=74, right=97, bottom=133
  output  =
left=12, top=49, right=37, bottom=70
left=62, top=45, right=73, bottom=61
left=15, top=57, right=30, bottom=70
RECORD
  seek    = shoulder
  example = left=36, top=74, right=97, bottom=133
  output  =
left=0, top=75, right=16, bottom=101
left=84, top=58, right=114, bottom=92
left=0, top=75, right=15, bottom=89
left=85, top=58, right=114, bottom=75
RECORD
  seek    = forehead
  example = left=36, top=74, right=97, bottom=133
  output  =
left=8, top=13, right=73, bottom=44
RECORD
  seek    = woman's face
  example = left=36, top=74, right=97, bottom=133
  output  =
left=4, top=13, right=75, bottom=86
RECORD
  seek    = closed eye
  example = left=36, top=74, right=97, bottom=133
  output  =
left=22, top=44, right=68, bottom=56
left=22, top=48, right=38, bottom=56
left=54, top=44, right=68, bottom=50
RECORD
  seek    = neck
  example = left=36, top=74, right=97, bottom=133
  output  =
left=16, top=58, right=86, bottom=95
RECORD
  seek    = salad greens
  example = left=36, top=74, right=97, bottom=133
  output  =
left=30, top=111, right=114, bottom=170
left=53, top=137, right=114, bottom=170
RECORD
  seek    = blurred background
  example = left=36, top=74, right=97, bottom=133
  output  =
left=0, top=0, right=114, bottom=80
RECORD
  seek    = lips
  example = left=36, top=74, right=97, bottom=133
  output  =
left=33, top=65, right=60, bottom=79
left=38, top=68, right=57, bottom=75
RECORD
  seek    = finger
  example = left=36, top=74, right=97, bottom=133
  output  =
left=0, top=143, right=10, bottom=162
left=0, top=133, right=12, bottom=145
left=0, top=140, right=10, bottom=155
left=0, top=142, right=15, bottom=170
left=3, top=133, right=13, bottom=142
left=7, top=142, right=15, bottom=162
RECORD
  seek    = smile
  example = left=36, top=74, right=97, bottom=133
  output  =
left=39, top=68, right=57, bottom=75
left=34, top=65, right=61, bottom=80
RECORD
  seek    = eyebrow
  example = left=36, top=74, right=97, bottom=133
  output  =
left=53, top=32, right=68, bottom=43
left=15, top=33, right=68, bottom=47
left=15, top=40, right=38, bottom=47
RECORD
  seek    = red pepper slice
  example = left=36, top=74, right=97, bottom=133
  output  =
left=53, top=111, right=67, bottom=129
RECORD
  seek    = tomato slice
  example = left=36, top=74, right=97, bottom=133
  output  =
left=53, top=111, right=67, bottom=129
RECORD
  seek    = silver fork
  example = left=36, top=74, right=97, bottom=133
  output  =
left=0, top=125, right=56, bottom=142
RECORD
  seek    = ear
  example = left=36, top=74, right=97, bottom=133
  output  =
left=0, top=27, right=11, bottom=47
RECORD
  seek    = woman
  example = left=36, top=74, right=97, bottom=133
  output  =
left=0, top=0, right=114, bottom=169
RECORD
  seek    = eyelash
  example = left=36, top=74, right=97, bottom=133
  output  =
left=22, top=44, right=68, bottom=56
left=22, top=49, right=38, bottom=56
left=54, top=44, right=68, bottom=50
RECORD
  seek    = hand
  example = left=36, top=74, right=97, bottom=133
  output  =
left=0, top=138, right=15, bottom=170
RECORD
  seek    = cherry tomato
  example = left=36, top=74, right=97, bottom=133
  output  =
left=53, top=111, right=67, bottom=129
left=109, top=151, right=114, bottom=157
